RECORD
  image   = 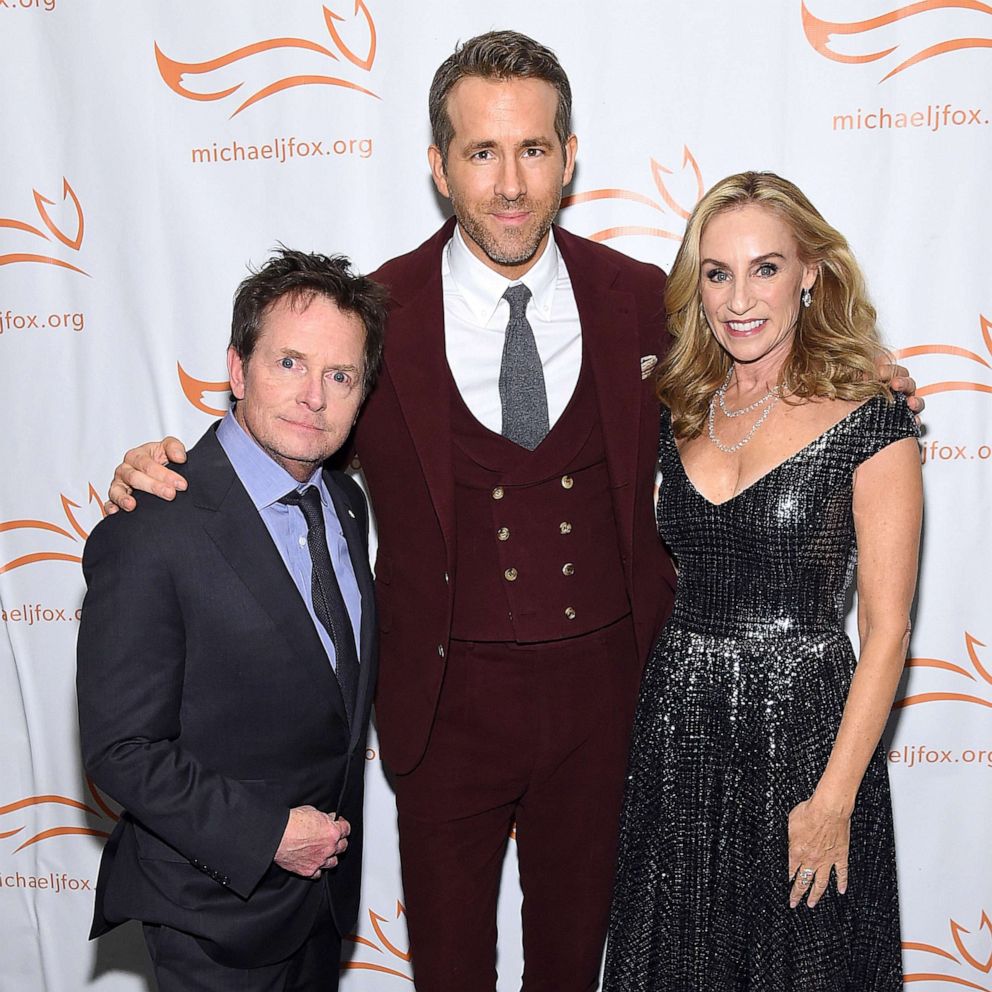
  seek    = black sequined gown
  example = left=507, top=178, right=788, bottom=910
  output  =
left=603, top=394, right=918, bottom=992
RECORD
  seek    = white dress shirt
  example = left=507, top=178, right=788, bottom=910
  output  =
left=442, top=225, right=582, bottom=434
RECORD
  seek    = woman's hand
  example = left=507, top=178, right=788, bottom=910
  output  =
left=787, top=796, right=851, bottom=909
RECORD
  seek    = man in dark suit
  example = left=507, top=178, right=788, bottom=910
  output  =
left=77, top=249, right=386, bottom=991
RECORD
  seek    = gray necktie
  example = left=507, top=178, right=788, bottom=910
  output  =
left=499, top=283, right=549, bottom=450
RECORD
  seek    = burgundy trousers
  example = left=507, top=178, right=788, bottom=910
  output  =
left=393, top=616, right=641, bottom=991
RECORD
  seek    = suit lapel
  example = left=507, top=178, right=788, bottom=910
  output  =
left=324, top=472, right=377, bottom=751
left=556, top=227, right=643, bottom=560
left=380, top=219, right=457, bottom=564
left=189, top=430, right=346, bottom=715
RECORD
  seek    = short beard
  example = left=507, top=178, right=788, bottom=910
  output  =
left=451, top=192, right=560, bottom=267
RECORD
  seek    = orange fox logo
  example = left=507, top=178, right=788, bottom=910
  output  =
left=178, top=363, right=231, bottom=416
left=893, top=315, right=992, bottom=397
left=343, top=901, right=413, bottom=981
left=802, top=0, right=992, bottom=81
left=904, top=910, right=992, bottom=987
left=560, top=147, right=705, bottom=244
left=0, top=778, right=119, bottom=853
left=0, top=485, right=105, bottom=574
left=895, top=632, right=992, bottom=711
left=0, top=177, right=87, bottom=275
left=155, top=2, right=379, bottom=117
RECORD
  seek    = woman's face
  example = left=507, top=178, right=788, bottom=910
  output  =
left=698, top=203, right=818, bottom=370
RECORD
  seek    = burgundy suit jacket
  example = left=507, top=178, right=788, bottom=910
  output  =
left=357, top=218, right=677, bottom=774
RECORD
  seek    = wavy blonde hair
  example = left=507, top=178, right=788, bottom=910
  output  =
left=657, top=171, right=890, bottom=438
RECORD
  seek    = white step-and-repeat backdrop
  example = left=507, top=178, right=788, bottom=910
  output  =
left=0, top=2, right=989, bottom=989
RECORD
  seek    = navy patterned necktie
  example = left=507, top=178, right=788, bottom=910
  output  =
left=280, top=486, right=359, bottom=726
left=499, top=283, right=549, bottom=450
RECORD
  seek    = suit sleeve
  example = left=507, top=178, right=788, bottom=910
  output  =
left=76, top=512, right=290, bottom=899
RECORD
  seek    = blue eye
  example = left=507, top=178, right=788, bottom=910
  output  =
left=332, top=371, right=348, bottom=384
left=704, top=269, right=728, bottom=283
left=280, top=357, right=295, bottom=369
left=756, top=263, right=778, bottom=277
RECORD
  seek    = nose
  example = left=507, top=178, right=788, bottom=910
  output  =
left=728, top=277, right=754, bottom=315
left=495, top=155, right=524, bottom=202
left=298, top=370, right=327, bottom=411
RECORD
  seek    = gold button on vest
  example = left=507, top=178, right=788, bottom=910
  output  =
left=504, top=567, right=518, bottom=582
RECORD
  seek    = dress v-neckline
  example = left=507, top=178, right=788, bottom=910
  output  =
left=671, top=397, right=876, bottom=509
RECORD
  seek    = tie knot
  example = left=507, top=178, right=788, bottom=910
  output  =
left=503, top=282, right=532, bottom=317
left=280, top=485, right=321, bottom=515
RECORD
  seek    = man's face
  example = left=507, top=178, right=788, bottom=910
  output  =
left=228, top=294, right=367, bottom=482
left=429, top=76, right=577, bottom=280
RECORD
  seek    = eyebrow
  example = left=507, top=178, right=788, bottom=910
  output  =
left=461, top=137, right=555, bottom=152
left=700, top=252, right=787, bottom=267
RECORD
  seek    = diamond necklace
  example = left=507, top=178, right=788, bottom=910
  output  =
left=707, top=367, right=781, bottom=453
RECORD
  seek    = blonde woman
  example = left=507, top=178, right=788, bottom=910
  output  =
left=603, top=172, right=922, bottom=991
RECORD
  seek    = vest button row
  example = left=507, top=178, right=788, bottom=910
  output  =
left=497, top=527, right=510, bottom=541
left=560, top=521, right=572, bottom=535
left=504, top=567, right=518, bottom=582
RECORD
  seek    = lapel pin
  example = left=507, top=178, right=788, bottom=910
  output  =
left=347, top=509, right=356, bottom=519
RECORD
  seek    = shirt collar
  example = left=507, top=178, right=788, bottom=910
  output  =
left=216, top=410, right=329, bottom=512
left=445, top=223, right=560, bottom=325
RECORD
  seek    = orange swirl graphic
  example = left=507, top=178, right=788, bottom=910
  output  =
left=155, top=3, right=379, bottom=117
left=14, top=826, right=112, bottom=852
left=895, top=633, right=992, bottom=709
left=0, top=178, right=87, bottom=273
left=560, top=147, right=705, bottom=246
left=802, top=1, right=992, bottom=80
left=177, top=363, right=230, bottom=416
left=0, top=483, right=106, bottom=573
left=904, top=910, right=992, bottom=989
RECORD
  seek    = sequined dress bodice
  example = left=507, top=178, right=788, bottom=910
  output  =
left=660, top=402, right=888, bottom=640
left=603, top=393, right=919, bottom=992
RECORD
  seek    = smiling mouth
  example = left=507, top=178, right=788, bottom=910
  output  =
left=725, top=318, right=767, bottom=335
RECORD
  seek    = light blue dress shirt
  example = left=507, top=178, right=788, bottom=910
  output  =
left=216, top=412, right=362, bottom=669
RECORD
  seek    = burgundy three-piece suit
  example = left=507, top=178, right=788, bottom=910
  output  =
left=355, top=217, right=677, bottom=990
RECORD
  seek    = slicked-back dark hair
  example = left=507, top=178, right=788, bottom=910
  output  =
left=428, top=30, right=572, bottom=164
left=230, top=248, right=387, bottom=395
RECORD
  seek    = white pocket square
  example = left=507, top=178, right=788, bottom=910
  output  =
left=640, top=354, right=658, bottom=379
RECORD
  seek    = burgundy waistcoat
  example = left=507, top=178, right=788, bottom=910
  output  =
left=448, top=355, right=631, bottom=643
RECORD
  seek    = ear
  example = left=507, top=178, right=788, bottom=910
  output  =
left=428, top=145, right=450, bottom=199
left=227, top=346, right=246, bottom=401
left=802, top=262, right=819, bottom=293
left=562, top=133, right=578, bottom=187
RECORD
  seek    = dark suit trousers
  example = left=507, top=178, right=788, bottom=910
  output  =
left=394, top=616, right=641, bottom=992
left=142, top=892, right=340, bottom=992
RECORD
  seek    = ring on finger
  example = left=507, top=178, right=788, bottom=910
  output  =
left=798, top=867, right=814, bottom=883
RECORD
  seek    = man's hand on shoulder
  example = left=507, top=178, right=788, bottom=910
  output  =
left=880, top=360, right=925, bottom=419
left=106, top=436, right=189, bottom=514
left=274, top=805, right=351, bottom=879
